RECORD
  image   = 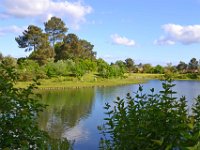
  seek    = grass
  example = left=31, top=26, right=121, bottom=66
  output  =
left=16, top=73, right=163, bottom=89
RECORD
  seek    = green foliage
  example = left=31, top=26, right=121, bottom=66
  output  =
left=1, top=56, right=17, bottom=67
left=188, top=58, right=199, bottom=73
left=125, top=58, right=135, bottom=73
left=78, top=39, right=96, bottom=60
left=97, top=60, right=125, bottom=79
left=44, top=16, right=68, bottom=46
left=55, top=34, right=96, bottom=61
left=0, top=64, right=71, bottom=149
left=15, top=25, right=48, bottom=52
left=0, top=52, right=3, bottom=61
left=56, top=33, right=79, bottom=60
left=152, top=65, right=164, bottom=74
left=177, top=61, right=188, bottom=73
left=142, top=63, right=153, bottom=73
left=187, top=73, right=199, bottom=79
left=29, top=47, right=55, bottom=65
left=44, top=59, right=74, bottom=77
left=71, top=62, right=86, bottom=79
left=99, top=77, right=200, bottom=149
left=81, top=59, right=97, bottom=72
left=17, top=59, right=47, bottom=81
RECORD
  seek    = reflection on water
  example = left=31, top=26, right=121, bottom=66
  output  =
left=38, top=88, right=95, bottom=140
left=37, top=80, right=200, bottom=150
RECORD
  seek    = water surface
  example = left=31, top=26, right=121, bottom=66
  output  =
left=38, top=80, right=200, bottom=150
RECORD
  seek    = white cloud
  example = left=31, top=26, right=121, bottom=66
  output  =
left=0, top=25, right=26, bottom=36
left=2, top=0, right=50, bottom=17
left=154, top=36, right=175, bottom=45
left=155, top=24, right=200, bottom=45
left=1, top=0, right=92, bottom=29
left=111, top=34, right=136, bottom=46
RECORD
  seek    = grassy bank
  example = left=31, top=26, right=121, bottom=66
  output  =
left=16, top=73, right=162, bottom=89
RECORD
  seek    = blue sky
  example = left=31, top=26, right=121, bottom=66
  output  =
left=0, top=0, right=200, bottom=65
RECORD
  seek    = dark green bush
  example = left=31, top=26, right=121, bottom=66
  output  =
left=0, top=64, right=71, bottom=149
left=187, top=73, right=199, bottom=79
left=99, top=77, right=200, bottom=149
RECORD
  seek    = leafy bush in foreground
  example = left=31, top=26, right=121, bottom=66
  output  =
left=99, top=77, right=200, bottom=150
left=0, top=64, right=71, bottom=149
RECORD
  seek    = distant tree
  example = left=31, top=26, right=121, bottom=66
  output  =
left=115, top=60, right=125, bottom=68
left=80, top=59, right=97, bottom=72
left=176, top=61, right=188, bottom=73
left=78, top=39, right=96, bottom=60
left=1, top=56, right=17, bottom=67
left=17, top=59, right=46, bottom=81
left=71, top=62, right=86, bottom=79
left=55, top=34, right=96, bottom=61
left=44, top=16, right=68, bottom=47
left=125, top=58, right=135, bottom=73
left=29, top=47, right=55, bottom=65
left=152, top=65, right=164, bottom=74
left=56, top=33, right=79, bottom=60
left=188, top=58, right=198, bottom=73
left=136, top=63, right=143, bottom=73
left=164, top=63, right=177, bottom=74
left=142, top=63, right=153, bottom=73
left=0, top=52, right=3, bottom=61
left=97, top=58, right=110, bottom=78
left=15, top=25, right=48, bottom=52
left=16, top=25, right=54, bottom=64
left=115, top=60, right=126, bottom=73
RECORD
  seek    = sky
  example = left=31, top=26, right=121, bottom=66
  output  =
left=0, top=0, right=200, bottom=66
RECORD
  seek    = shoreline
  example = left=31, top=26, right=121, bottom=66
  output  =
left=16, top=73, right=162, bottom=90
left=15, top=73, right=200, bottom=90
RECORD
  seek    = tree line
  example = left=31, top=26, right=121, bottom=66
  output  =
left=0, top=16, right=200, bottom=80
left=0, top=52, right=200, bottom=81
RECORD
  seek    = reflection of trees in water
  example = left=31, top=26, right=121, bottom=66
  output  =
left=38, top=88, right=95, bottom=139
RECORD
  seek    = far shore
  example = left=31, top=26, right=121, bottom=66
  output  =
left=16, top=73, right=163, bottom=90
left=16, top=73, right=200, bottom=90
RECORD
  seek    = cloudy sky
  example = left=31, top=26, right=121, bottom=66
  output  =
left=0, top=0, right=200, bottom=65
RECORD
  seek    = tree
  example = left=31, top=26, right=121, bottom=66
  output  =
left=17, top=59, right=46, bottom=81
left=15, top=25, right=48, bottom=52
left=16, top=25, right=54, bottom=64
left=0, top=52, right=3, bottom=61
left=44, top=16, right=68, bottom=47
left=188, top=58, right=198, bottom=73
left=152, top=65, right=164, bottom=74
left=55, top=33, right=79, bottom=60
left=54, top=33, right=97, bottom=61
left=176, top=61, right=187, bottom=73
left=142, top=63, right=153, bottom=73
left=125, top=58, right=135, bottom=73
left=115, top=60, right=125, bottom=68
left=79, top=40, right=96, bottom=60
left=97, top=58, right=110, bottom=78
left=29, top=47, right=55, bottom=65
left=1, top=56, right=17, bottom=67
left=164, top=63, right=177, bottom=74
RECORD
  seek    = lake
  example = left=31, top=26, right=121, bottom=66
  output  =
left=38, top=80, right=200, bottom=150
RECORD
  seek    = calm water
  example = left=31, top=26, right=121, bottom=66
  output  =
left=38, top=80, right=200, bottom=150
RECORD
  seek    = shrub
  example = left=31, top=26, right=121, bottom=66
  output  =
left=187, top=73, right=199, bottom=79
left=98, top=77, right=200, bottom=149
left=0, top=64, right=71, bottom=149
